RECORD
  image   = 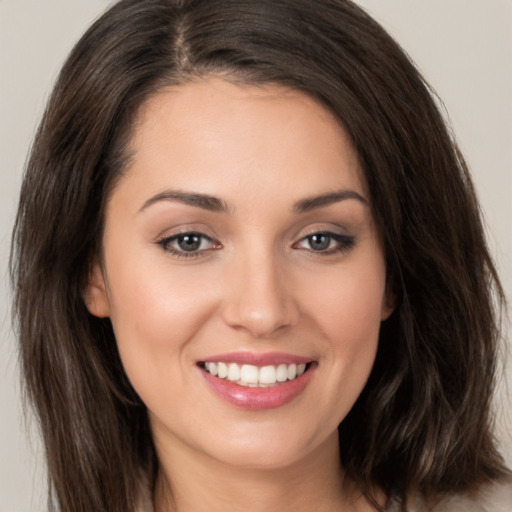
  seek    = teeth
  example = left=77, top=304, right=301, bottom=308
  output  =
left=287, top=364, right=297, bottom=380
left=259, top=365, right=277, bottom=384
left=205, top=362, right=218, bottom=376
left=203, top=362, right=309, bottom=387
left=240, top=364, right=259, bottom=384
left=217, top=362, right=228, bottom=378
left=276, top=364, right=288, bottom=382
left=227, top=363, right=241, bottom=382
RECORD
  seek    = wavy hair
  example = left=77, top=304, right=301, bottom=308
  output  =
left=10, top=0, right=508, bottom=510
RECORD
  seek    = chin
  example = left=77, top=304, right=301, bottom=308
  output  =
left=197, top=420, right=340, bottom=472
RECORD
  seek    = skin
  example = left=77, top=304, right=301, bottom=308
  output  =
left=85, top=78, right=393, bottom=511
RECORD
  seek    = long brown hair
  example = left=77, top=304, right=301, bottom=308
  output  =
left=10, top=1, right=509, bottom=510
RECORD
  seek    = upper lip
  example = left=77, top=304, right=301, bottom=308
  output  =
left=198, top=351, right=313, bottom=366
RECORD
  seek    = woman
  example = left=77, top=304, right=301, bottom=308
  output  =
left=10, top=0, right=511, bottom=511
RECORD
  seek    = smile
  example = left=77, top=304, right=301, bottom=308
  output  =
left=198, top=354, right=316, bottom=409
left=201, top=362, right=308, bottom=387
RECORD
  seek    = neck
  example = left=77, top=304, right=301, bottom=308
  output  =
left=152, top=431, right=379, bottom=512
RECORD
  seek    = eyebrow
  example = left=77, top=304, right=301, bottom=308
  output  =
left=293, top=189, right=367, bottom=213
left=139, top=188, right=367, bottom=214
left=139, top=190, right=229, bottom=213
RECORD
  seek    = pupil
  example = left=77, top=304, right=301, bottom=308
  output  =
left=309, top=234, right=330, bottom=250
left=179, top=234, right=201, bottom=251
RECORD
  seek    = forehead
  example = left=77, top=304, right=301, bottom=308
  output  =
left=118, top=77, right=366, bottom=210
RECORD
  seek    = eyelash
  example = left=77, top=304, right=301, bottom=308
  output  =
left=293, top=232, right=356, bottom=255
left=156, top=232, right=219, bottom=259
left=156, top=231, right=355, bottom=259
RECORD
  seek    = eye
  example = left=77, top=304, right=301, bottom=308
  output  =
left=156, top=232, right=219, bottom=257
left=294, top=232, right=355, bottom=254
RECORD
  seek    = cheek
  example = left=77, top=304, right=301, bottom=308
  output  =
left=103, top=253, right=221, bottom=387
left=297, top=255, right=386, bottom=414
left=303, top=255, right=387, bottom=348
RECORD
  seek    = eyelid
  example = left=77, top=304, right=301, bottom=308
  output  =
left=292, top=229, right=355, bottom=254
left=155, top=230, right=221, bottom=259
left=153, top=225, right=355, bottom=259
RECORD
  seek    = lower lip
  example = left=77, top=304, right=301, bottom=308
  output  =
left=200, top=365, right=315, bottom=410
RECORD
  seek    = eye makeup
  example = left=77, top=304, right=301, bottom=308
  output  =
left=155, top=228, right=356, bottom=260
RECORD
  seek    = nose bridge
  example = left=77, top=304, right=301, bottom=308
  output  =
left=222, top=241, right=298, bottom=337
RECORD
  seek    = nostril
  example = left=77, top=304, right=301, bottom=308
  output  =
left=221, top=300, right=300, bottom=338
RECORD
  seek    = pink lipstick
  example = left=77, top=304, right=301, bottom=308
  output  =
left=197, top=352, right=316, bottom=410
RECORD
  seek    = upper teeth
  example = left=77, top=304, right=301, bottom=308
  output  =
left=204, top=362, right=307, bottom=387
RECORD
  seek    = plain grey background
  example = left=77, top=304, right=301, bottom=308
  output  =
left=1, top=1, right=511, bottom=511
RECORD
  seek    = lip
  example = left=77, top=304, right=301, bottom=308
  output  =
left=199, top=351, right=312, bottom=366
left=197, top=352, right=317, bottom=410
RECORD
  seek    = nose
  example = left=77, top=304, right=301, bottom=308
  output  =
left=221, top=250, right=300, bottom=338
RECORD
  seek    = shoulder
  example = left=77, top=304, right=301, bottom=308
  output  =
left=461, top=479, right=512, bottom=512
left=388, top=479, right=512, bottom=512
left=136, top=474, right=154, bottom=512
left=433, top=481, right=512, bottom=512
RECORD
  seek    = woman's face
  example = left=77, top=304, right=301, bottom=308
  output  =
left=86, top=78, right=392, bottom=470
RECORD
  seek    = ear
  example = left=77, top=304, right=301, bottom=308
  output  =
left=381, top=286, right=395, bottom=321
left=83, top=261, right=111, bottom=318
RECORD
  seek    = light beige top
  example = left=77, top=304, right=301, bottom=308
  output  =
left=138, top=480, right=512, bottom=511
left=387, top=481, right=512, bottom=512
